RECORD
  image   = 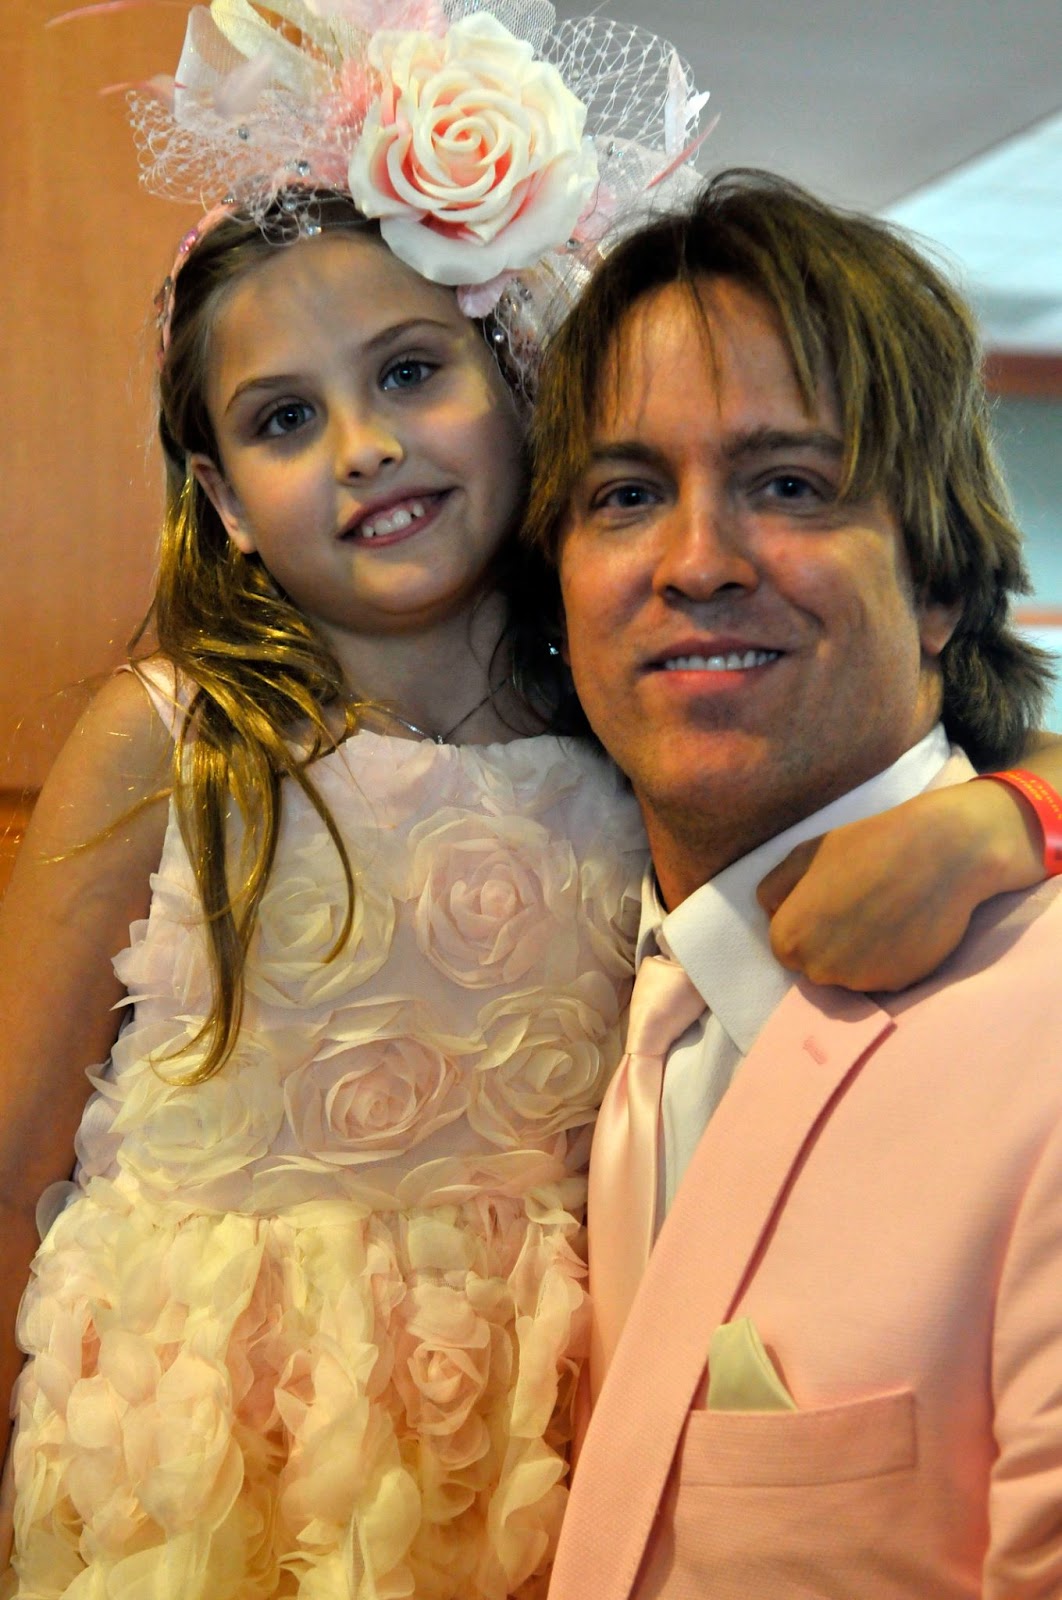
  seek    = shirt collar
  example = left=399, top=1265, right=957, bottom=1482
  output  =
left=636, top=725, right=954, bottom=1054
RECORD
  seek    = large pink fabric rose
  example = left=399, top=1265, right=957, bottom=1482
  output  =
left=348, top=13, right=598, bottom=285
left=283, top=1003, right=467, bottom=1165
left=409, top=810, right=580, bottom=988
left=249, top=828, right=396, bottom=1009
left=111, top=1031, right=287, bottom=1196
left=470, top=975, right=622, bottom=1146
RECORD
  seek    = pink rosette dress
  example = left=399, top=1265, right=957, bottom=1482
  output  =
left=7, top=672, right=645, bottom=1600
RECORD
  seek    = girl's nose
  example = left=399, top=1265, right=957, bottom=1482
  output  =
left=653, top=494, right=759, bottom=602
left=336, top=409, right=403, bottom=478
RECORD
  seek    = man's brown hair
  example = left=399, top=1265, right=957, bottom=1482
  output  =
left=527, top=168, right=1052, bottom=767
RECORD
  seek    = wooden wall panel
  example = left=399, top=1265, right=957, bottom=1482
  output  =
left=0, top=789, right=35, bottom=901
left=984, top=353, right=1062, bottom=401
left=1, top=1, right=199, bottom=791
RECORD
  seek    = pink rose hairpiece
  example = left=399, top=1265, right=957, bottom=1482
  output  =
left=72, top=0, right=713, bottom=384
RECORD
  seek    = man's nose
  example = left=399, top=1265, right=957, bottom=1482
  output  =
left=335, top=407, right=403, bottom=478
left=652, top=493, right=758, bottom=601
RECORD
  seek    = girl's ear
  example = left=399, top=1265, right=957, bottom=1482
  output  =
left=190, top=454, right=258, bottom=556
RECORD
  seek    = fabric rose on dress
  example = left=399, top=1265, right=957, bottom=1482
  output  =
left=393, top=1284, right=499, bottom=1470
left=283, top=1001, right=467, bottom=1166
left=122, top=1349, right=244, bottom=1534
left=348, top=14, right=598, bottom=286
left=114, top=869, right=213, bottom=1021
left=469, top=976, right=621, bottom=1146
left=62, top=1336, right=243, bottom=1550
left=487, top=1434, right=567, bottom=1596
left=248, top=827, right=395, bottom=1011
left=112, top=1029, right=287, bottom=1198
left=408, top=809, right=580, bottom=989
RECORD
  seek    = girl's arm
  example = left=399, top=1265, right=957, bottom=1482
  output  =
left=759, top=734, right=1062, bottom=992
left=0, top=671, right=170, bottom=1465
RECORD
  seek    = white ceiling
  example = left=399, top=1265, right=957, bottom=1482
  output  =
left=552, top=0, right=1062, bottom=351
left=886, top=110, right=1062, bottom=351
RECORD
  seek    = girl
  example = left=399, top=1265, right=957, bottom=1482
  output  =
left=2, top=5, right=1061, bottom=1597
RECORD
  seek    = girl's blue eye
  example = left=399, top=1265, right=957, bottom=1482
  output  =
left=261, top=401, right=313, bottom=437
left=381, top=359, right=435, bottom=391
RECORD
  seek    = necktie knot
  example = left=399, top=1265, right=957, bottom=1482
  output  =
left=624, top=954, right=706, bottom=1058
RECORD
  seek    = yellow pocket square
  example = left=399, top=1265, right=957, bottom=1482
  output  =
left=707, top=1317, right=797, bottom=1412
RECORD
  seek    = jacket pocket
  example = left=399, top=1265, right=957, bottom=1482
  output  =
left=679, top=1387, right=916, bottom=1486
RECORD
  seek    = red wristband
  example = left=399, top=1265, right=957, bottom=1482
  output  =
left=979, top=768, right=1062, bottom=878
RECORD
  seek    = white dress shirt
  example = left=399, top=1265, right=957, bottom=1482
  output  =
left=635, top=725, right=954, bottom=1219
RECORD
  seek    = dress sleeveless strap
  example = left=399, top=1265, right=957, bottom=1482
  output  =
left=118, top=658, right=189, bottom=743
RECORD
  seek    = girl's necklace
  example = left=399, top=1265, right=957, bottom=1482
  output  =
left=382, top=680, right=507, bottom=745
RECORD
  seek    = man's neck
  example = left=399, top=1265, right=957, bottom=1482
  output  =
left=646, top=811, right=799, bottom=912
left=646, top=726, right=954, bottom=913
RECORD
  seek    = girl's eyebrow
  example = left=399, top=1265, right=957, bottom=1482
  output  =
left=225, top=374, right=302, bottom=412
left=223, top=317, right=460, bottom=413
left=361, top=315, right=459, bottom=352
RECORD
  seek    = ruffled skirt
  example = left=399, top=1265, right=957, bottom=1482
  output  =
left=8, top=1180, right=587, bottom=1599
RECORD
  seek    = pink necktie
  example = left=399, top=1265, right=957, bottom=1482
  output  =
left=588, top=954, right=706, bottom=1399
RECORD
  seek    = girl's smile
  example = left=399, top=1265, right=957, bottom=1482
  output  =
left=192, top=230, right=527, bottom=673
left=344, top=491, right=449, bottom=542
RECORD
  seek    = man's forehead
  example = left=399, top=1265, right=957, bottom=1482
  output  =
left=587, top=277, right=836, bottom=450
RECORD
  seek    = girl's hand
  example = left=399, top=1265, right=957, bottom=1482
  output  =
left=757, top=778, right=1044, bottom=992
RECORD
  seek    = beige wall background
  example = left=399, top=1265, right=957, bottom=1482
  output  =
left=2, top=0, right=198, bottom=792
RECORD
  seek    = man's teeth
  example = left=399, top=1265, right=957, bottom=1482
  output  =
left=664, top=649, right=780, bottom=671
left=359, top=499, right=428, bottom=539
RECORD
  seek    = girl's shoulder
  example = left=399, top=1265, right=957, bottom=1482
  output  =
left=56, top=665, right=174, bottom=804
left=22, top=666, right=174, bottom=870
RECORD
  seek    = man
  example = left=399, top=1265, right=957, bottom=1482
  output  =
left=527, top=172, right=1062, bottom=1597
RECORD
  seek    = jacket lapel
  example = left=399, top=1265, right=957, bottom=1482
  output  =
left=550, top=983, right=895, bottom=1600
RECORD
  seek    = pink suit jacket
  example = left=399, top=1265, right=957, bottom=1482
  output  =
left=549, top=865, right=1062, bottom=1598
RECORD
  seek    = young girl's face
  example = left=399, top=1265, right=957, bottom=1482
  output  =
left=193, top=231, right=526, bottom=662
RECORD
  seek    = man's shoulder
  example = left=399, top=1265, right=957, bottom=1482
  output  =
left=882, top=873, right=1062, bottom=1022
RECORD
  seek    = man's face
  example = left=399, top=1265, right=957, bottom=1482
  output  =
left=558, top=277, right=957, bottom=907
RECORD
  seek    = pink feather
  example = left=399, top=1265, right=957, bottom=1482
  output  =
left=47, top=0, right=185, bottom=27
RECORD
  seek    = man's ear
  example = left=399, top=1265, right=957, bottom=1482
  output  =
left=190, top=453, right=257, bottom=556
left=919, top=597, right=962, bottom=659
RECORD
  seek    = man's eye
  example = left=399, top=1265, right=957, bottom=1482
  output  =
left=261, top=401, right=313, bottom=437
left=761, top=473, right=824, bottom=503
left=381, top=359, right=435, bottom=391
left=592, top=483, right=659, bottom=512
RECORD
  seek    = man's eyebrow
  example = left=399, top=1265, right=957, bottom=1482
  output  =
left=579, top=428, right=845, bottom=471
left=723, top=427, right=844, bottom=462
left=580, top=441, right=669, bottom=472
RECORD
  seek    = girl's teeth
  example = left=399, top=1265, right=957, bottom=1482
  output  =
left=665, top=649, right=780, bottom=671
left=360, top=499, right=427, bottom=539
